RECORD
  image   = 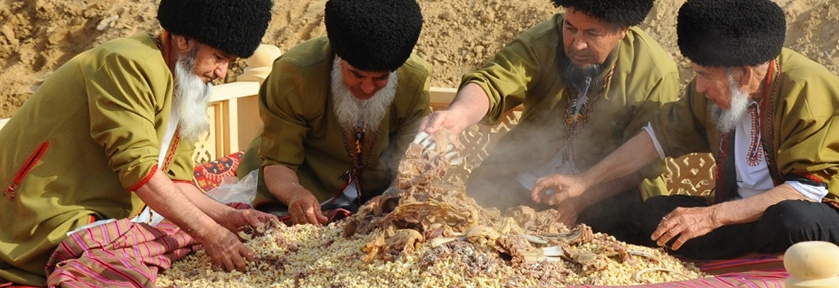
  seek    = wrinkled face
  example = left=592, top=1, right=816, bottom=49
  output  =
left=562, top=7, right=627, bottom=68
left=691, top=62, right=737, bottom=109
left=181, top=39, right=237, bottom=84
left=340, top=60, right=391, bottom=100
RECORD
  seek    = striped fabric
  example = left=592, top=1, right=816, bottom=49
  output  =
left=41, top=202, right=252, bottom=288
left=44, top=219, right=199, bottom=288
left=698, top=253, right=784, bottom=275
left=577, top=270, right=787, bottom=287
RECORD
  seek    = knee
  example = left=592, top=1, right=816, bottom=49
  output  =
left=639, top=195, right=704, bottom=232
left=639, top=196, right=671, bottom=232
left=759, top=200, right=814, bottom=232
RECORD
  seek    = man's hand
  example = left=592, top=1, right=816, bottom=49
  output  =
left=286, top=192, right=327, bottom=225
left=552, top=198, right=581, bottom=227
left=219, top=209, right=275, bottom=233
left=651, top=205, right=722, bottom=251
left=531, top=173, right=588, bottom=206
left=419, top=83, right=490, bottom=136
left=419, top=110, right=469, bottom=136
left=198, top=225, right=255, bottom=272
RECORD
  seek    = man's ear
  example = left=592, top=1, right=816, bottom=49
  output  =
left=739, top=66, right=760, bottom=92
left=173, top=35, right=194, bottom=51
left=618, top=26, right=628, bottom=39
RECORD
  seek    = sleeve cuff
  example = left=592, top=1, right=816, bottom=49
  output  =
left=643, top=123, right=666, bottom=160
left=786, top=180, right=829, bottom=202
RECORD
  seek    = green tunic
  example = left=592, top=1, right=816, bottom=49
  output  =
left=466, top=14, right=680, bottom=198
left=651, top=48, right=839, bottom=202
left=0, top=33, right=194, bottom=285
left=236, top=37, right=432, bottom=206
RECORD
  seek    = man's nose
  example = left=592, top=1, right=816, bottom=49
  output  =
left=360, top=79, right=376, bottom=94
left=213, top=61, right=229, bottom=80
left=695, top=80, right=707, bottom=94
left=571, top=37, right=587, bottom=51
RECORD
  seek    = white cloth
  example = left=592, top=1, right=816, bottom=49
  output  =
left=732, top=111, right=774, bottom=199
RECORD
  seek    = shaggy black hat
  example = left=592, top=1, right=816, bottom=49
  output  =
left=677, top=0, right=786, bottom=67
left=325, top=0, right=423, bottom=72
left=157, top=0, right=273, bottom=58
left=553, top=0, right=654, bottom=27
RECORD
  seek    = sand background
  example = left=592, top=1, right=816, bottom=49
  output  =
left=0, top=0, right=837, bottom=118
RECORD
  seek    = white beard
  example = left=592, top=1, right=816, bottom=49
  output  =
left=330, top=57, right=397, bottom=132
left=172, top=50, right=213, bottom=143
left=711, top=72, right=750, bottom=133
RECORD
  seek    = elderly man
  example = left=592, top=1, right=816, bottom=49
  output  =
left=421, top=0, right=679, bottom=243
left=534, top=0, right=839, bottom=260
left=236, top=0, right=430, bottom=226
left=0, top=0, right=274, bottom=285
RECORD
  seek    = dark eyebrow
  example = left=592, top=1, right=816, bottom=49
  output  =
left=563, top=19, right=574, bottom=28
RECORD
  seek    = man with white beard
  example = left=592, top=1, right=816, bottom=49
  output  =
left=533, top=0, right=839, bottom=260
left=0, top=0, right=274, bottom=285
left=236, top=0, right=431, bottom=226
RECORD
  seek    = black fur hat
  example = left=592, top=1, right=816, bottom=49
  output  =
left=325, top=0, right=423, bottom=72
left=157, top=0, right=273, bottom=58
left=553, top=0, right=654, bottom=27
left=677, top=0, right=786, bottom=67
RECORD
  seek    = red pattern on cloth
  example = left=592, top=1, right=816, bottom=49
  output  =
left=192, top=151, right=243, bottom=192
left=45, top=219, right=198, bottom=288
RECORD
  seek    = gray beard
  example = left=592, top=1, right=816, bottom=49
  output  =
left=711, top=73, right=750, bottom=133
left=330, top=57, right=397, bottom=132
left=172, top=49, right=213, bottom=143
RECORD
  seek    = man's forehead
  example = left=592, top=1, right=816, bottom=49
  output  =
left=198, top=41, right=237, bottom=60
left=346, top=64, right=389, bottom=78
left=691, top=62, right=725, bottom=75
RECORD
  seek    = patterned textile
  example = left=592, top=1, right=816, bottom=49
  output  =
left=45, top=219, right=198, bottom=288
left=578, top=270, right=787, bottom=287
left=698, top=253, right=784, bottom=275
left=193, top=151, right=243, bottom=192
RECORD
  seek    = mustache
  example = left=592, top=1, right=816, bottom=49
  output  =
left=566, top=50, right=594, bottom=59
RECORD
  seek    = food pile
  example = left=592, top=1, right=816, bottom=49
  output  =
left=157, top=131, right=705, bottom=287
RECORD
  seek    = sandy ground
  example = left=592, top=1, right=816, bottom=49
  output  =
left=0, top=0, right=837, bottom=118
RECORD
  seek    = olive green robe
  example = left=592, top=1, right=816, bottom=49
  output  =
left=236, top=37, right=432, bottom=206
left=0, top=33, right=193, bottom=285
left=651, top=48, right=839, bottom=202
left=466, top=13, right=681, bottom=199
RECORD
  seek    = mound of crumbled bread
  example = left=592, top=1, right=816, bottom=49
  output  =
left=157, top=132, right=705, bottom=287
